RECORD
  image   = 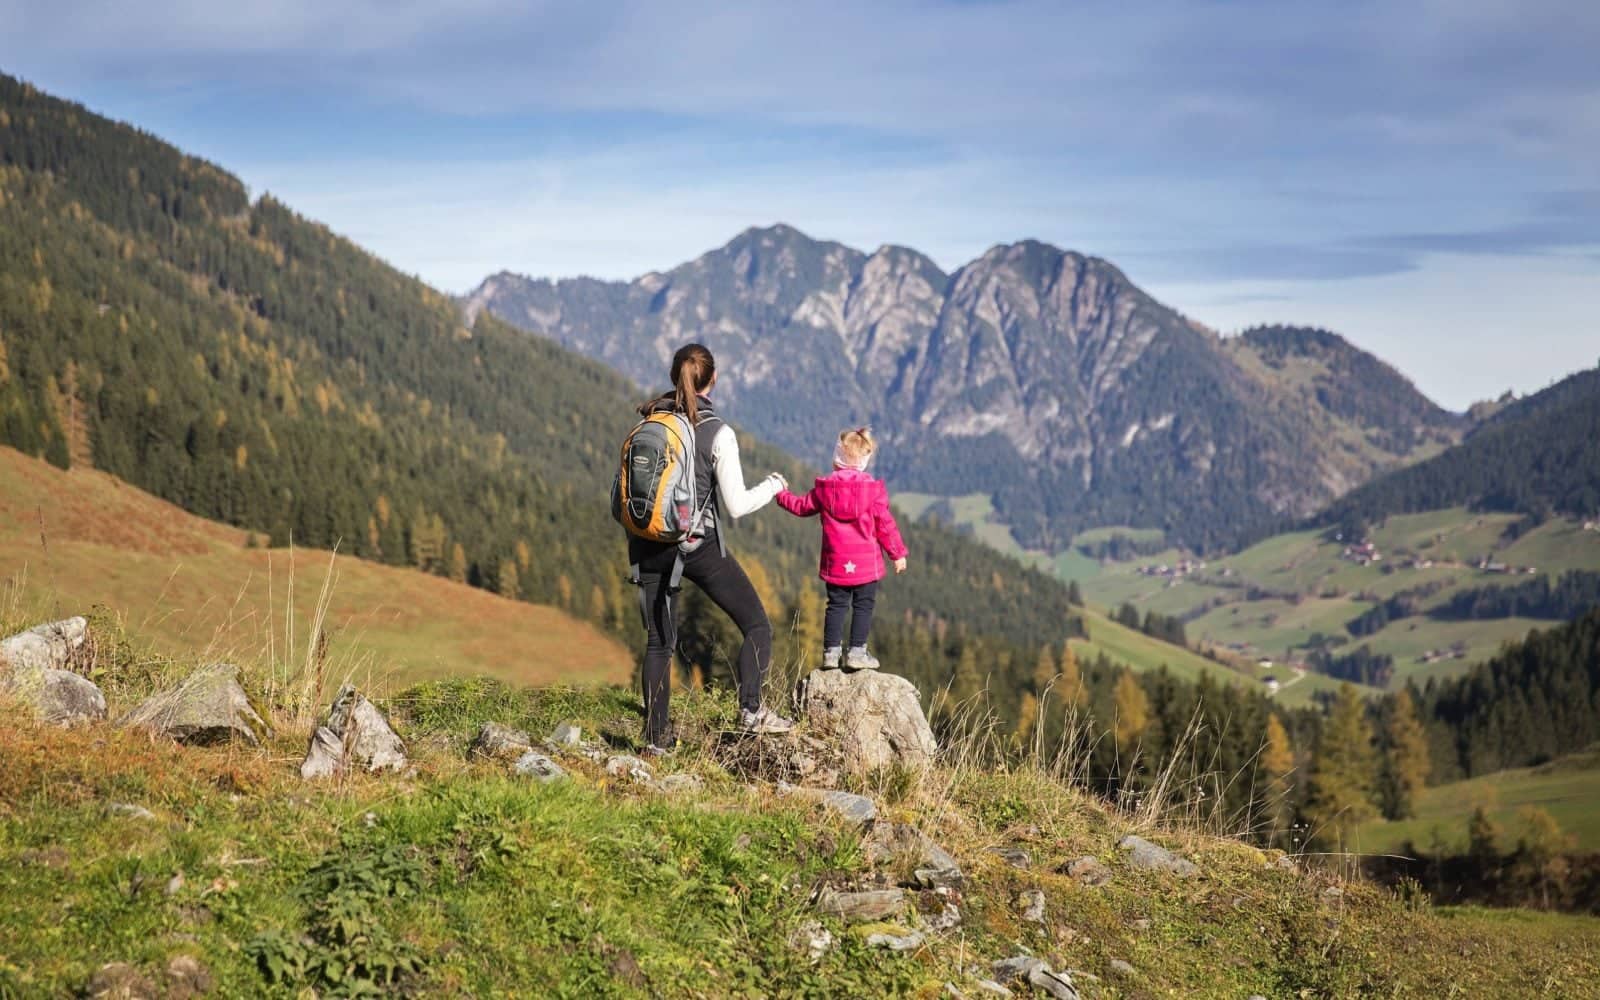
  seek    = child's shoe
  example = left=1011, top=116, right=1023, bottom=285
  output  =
left=821, top=646, right=842, bottom=669
left=740, top=706, right=796, bottom=734
left=845, top=646, right=880, bottom=671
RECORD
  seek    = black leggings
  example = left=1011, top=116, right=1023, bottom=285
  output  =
left=824, top=580, right=879, bottom=649
left=634, top=537, right=772, bottom=745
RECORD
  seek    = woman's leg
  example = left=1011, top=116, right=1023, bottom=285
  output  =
left=823, top=584, right=851, bottom=650
left=848, top=580, right=879, bottom=648
left=685, top=543, right=772, bottom=715
left=635, top=567, right=677, bottom=746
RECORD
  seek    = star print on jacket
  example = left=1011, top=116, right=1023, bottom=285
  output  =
left=843, top=561, right=857, bottom=575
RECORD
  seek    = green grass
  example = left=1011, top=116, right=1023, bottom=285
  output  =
left=5, top=671, right=1600, bottom=998
left=1080, top=506, right=1600, bottom=696
left=1356, top=747, right=1600, bottom=856
left=1070, top=606, right=1252, bottom=687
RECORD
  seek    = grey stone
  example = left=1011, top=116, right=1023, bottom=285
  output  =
left=972, top=980, right=1013, bottom=997
left=470, top=722, right=531, bottom=759
left=865, top=821, right=960, bottom=871
left=1066, top=855, right=1113, bottom=887
left=655, top=773, right=704, bottom=794
left=604, top=754, right=653, bottom=783
left=797, top=667, right=937, bottom=774
left=123, top=664, right=271, bottom=746
left=513, top=751, right=568, bottom=782
left=778, top=783, right=877, bottom=827
left=916, top=867, right=967, bottom=890
left=549, top=722, right=583, bottom=747
left=0, top=616, right=89, bottom=675
left=1117, top=834, right=1198, bottom=877
left=865, top=927, right=925, bottom=952
left=1108, top=959, right=1136, bottom=978
left=299, top=726, right=342, bottom=779
left=85, top=962, right=157, bottom=999
left=787, top=919, right=834, bottom=962
left=165, top=872, right=185, bottom=897
left=928, top=902, right=962, bottom=932
left=992, top=957, right=1079, bottom=1000
left=108, top=803, right=156, bottom=821
left=814, top=887, right=905, bottom=922
left=1027, top=968, right=1080, bottom=1000
left=986, top=846, right=1032, bottom=869
left=1018, top=889, right=1046, bottom=924
left=3, top=667, right=107, bottom=726
left=298, top=685, right=407, bottom=778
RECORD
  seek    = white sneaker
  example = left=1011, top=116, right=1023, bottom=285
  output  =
left=845, top=646, right=880, bottom=670
left=821, top=646, right=842, bottom=669
left=740, top=706, right=795, bottom=734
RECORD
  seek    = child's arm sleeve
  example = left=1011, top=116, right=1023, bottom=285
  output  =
left=775, top=487, right=820, bottom=517
left=874, top=487, right=909, bottom=559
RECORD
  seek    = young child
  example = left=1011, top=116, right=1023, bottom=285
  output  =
left=775, top=427, right=908, bottom=670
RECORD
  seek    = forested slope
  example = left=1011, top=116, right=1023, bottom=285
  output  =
left=0, top=72, right=1082, bottom=702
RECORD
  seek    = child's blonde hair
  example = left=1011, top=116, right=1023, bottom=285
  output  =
left=834, top=427, right=877, bottom=470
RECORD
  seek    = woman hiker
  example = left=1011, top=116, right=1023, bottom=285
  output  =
left=626, top=342, right=794, bottom=754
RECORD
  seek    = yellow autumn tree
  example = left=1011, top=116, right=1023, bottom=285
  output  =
left=1112, top=669, right=1149, bottom=754
left=1262, top=713, right=1295, bottom=843
left=448, top=543, right=468, bottom=584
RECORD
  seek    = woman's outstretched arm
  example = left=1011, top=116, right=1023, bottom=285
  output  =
left=710, top=425, right=784, bottom=518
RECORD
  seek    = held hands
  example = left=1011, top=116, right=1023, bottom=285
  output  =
left=768, top=473, right=788, bottom=491
left=894, top=556, right=908, bottom=574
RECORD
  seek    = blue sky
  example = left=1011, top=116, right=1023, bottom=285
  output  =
left=3, top=0, right=1596, bottom=408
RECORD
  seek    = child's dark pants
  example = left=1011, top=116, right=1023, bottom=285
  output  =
left=823, top=580, right=879, bottom=649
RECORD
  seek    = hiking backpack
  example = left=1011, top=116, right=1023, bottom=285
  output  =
left=611, top=410, right=713, bottom=547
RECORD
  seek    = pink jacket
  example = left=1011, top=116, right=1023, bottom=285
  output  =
left=776, top=469, right=908, bottom=586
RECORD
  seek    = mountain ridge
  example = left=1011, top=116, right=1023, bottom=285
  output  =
left=468, top=224, right=1462, bottom=553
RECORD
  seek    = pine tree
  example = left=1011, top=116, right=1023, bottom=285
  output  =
left=1380, top=688, right=1431, bottom=820
left=1305, top=683, right=1379, bottom=847
left=1067, top=579, right=1084, bottom=607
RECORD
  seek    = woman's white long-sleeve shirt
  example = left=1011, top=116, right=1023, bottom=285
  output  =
left=709, top=424, right=782, bottom=519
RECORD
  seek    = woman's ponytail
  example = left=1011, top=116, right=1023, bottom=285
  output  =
left=670, top=343, right=715, bottom=423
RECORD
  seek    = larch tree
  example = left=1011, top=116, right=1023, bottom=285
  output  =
left=1305, top=682, right=1379, bottom=848
left=1112, top=669, right=1149, bottom=755
left=448, top=543, right=468, bottom=584
left=1380, top=688, right=1431, bottom=820
left=496, top=559, right=520, bottom=601
left=1058, top=641, right=1086, bottom=709
left=1261, top=713, right=1296, bottom=843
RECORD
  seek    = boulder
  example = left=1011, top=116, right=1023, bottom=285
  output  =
left=798, top=668, right=936, bottom=774
left=2, top=666, right=106, bottom=726
left=0, top=616, right=90, bottom=676
left=604, top=754, right=654, bottom=783
left=986, top=846, right=1032, bottom=869
left=1065, top=855, right=1113, bottom=887
left=513, top=751, right=568, bottom=782
left=1117, top=834, right=1198, bottom=877
left=470, top=722, right=532, bottom=760
left=991, top=956, right=1080, bottom=1000
left=549, top=722, right=583, bottom=747
left=299, top=685, right=407, bottom=779
left=814, top=887, right=905, bottom=922
left=1018, top=889, right=1046, bottom=924
left=777, top=783, right=877, bottom=827
left=864, top=927, right=925, bottom=952
left=865, top=822, right=959, bottom=871
left=123, top=664, right=271, bottom=746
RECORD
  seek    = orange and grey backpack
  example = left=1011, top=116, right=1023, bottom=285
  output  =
left=612, top=407, right=718, bottom=589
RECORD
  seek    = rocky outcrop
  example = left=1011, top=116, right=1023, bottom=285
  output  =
left=0, top=617, right=106, bottom=727
left=0, top=616, right=91, bottom=675
left=797, top=668, right=936, bottom=775
left=123, top=664, right=271, bottom=746
left=299, top=685, right=407, bottom=778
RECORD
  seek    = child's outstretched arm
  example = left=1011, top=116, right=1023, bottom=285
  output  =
left=775, top=486, right=820, bottom=517
left=872, top=484, right=908, bottom=566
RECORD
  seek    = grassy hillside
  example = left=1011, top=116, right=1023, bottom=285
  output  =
left=4, top=657, right=1599, bottom=996
left=1080, top=507, right=1600, bottom=693
left=1356, top=746, right=1600, bottom=855
left=0, top=446, right=631, bottom=691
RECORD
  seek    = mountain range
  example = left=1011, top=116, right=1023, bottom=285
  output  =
left=466, top=226, right=1461, bottom=553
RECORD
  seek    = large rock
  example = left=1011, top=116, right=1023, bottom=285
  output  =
left=123, top=664, right=271, bottom=746
left=300, top=685, right=407, bottom=779
left=2, top=666, right=106, bottom=726
left=469, top=722, right=532, bottom=760
left=0, top=617, right=90, bottom=675
left=778, top=783, right=877, bottom=827
left=797, top=668, right=936, bottom=774
left=814, top=887, right=905, bottom=922
left=1117, top=834, right=1199, bottom=877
